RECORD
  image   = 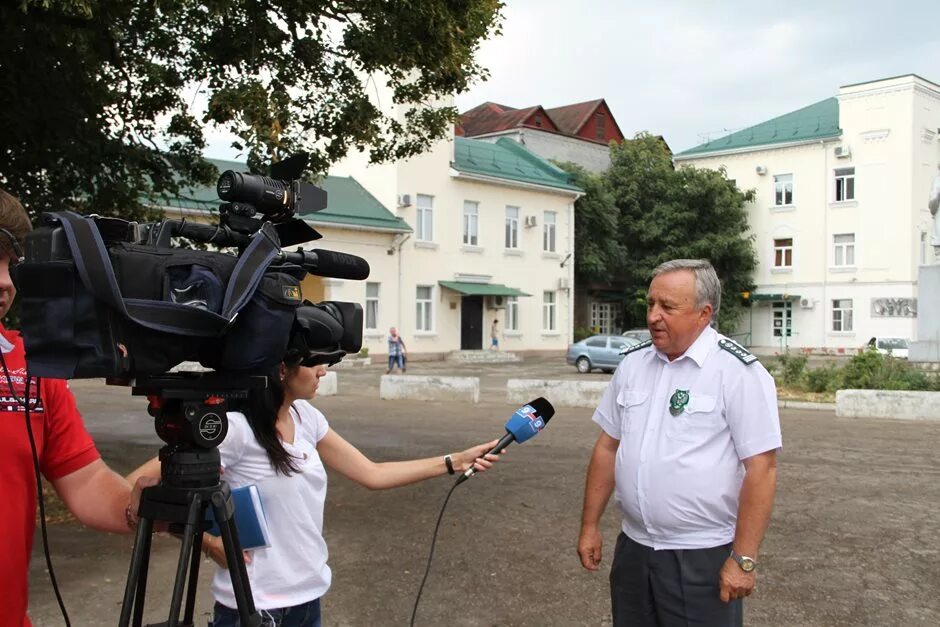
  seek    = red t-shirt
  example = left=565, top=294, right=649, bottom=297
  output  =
left=0, top=325, right=101, bottom=627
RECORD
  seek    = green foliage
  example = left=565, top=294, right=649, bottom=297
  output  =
left=840, top=349, right=938, bottom=391
left=804, top=365, right=841, bottom=394
left=775, top=352, right=808, bottom=387
left=0, top=1, right=503, bottom=219
left=558, top=135, right=757, bottom=333
left=573, top=325, right=596, bottom=342
left=357, top=347, right=369, bottom=358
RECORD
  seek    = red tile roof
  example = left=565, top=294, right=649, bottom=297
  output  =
left=543, top=99, right=605, bottom=135
left=459, top=98, right=621, bottom=142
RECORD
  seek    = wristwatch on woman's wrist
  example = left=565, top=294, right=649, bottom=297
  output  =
left=444, top=454, right=456, bottom=475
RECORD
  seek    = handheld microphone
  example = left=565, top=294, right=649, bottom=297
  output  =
left=455, top=397, right=555, bottom=485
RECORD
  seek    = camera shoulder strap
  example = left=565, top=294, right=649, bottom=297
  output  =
left=51, top=211, right=273, bottom=337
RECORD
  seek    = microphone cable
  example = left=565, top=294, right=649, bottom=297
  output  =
left=409, top=478, right=461, bottom=627
left=0, top=350, right=71, bottom=626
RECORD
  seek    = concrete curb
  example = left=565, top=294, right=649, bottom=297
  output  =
left=380, top=375, right=480, bottom=403
left=318, top=371, right=338, bottom=396
left=507, top=378, right=608, bottom=408
left=836, top=389, right=940, bottom=421
left=778, top=400, right=835, bottom=411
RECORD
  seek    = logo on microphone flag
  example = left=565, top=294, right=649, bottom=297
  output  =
left=520, top=405, right=545, bottom=432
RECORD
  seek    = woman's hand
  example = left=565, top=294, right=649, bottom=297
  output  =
left=203, top=534, right=252, bottom=569
left=452, top=439, right=504, bottom=474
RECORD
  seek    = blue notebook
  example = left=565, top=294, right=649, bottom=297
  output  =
left=206, top=485, right=271, bottom=550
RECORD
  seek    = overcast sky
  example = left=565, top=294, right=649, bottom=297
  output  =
left=455, top=0, right=940, bottom=152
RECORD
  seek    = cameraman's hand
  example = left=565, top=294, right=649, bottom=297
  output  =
left=453, top=439, right=504, bottom=474
left=203, top=534, right=252, bottom=568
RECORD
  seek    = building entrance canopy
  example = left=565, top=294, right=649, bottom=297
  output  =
left=438, top=281, right=531, bottom=297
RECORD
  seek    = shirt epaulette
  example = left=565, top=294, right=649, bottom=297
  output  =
left=718, top=338, right=758, bottom=365
left=621, top=339, right=653, bottom=356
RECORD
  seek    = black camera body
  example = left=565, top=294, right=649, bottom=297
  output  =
left=12, top=159, right=367, bottom=382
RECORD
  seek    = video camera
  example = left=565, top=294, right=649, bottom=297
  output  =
left=12, top=153, right=368, bottom=383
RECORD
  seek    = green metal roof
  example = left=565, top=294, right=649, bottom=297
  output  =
left=452, top=137, right=582, bottom=193
left=749, top=293, right=800, bottom=302
left=149, top=158, right=411, bottom=233
left=438, top=281, right=531, bottom=297
left=676, top=98, right=841, bottom=158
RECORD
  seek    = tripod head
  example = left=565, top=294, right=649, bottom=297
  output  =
left=129, top=372, right=268, bottom=490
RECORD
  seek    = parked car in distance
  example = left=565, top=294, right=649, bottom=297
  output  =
left=867, top=336, right=909, bottom=358
left=566, top=335, right=642, bottom=373
left=622, top=328, right=652, bottom=342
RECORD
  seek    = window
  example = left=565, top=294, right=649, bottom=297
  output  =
left=773, top=238, right=793, bottom=268
left=365, top=282, right=379, bottom=330
left=505, top=206, right=519, bottom=249
left=834, top=167, right=855, bottom=202
left=774, top=174, right=793, bottom=206
left=534, top=115, right=543, bottom=128
left=833, top=233, right=855, bottom=267
left=772, top=302, right=792, bottom=338
left=585, top=336, right=606, bottom=348
left=832, top=299, right=853, bottom=332
left=595, top=113, right=606, bottom=140
left=590, top=302, right=614, bottom=335
left=543, top=291, right=556, bottom=331
left=543, top=211, right=557, bottom=252
left=416, top=194, right=434, bottom=241
left=462, top=200, right=479, bottom=246
left=416, top=285, right=433, bottom=331
left=506, top=296, right=519, bottom=330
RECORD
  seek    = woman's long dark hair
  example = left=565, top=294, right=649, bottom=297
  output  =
left=243, top=364, right=302, bottom=476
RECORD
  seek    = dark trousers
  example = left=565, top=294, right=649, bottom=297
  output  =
left=610, top=533, right=743, bottom=627
left=211, top=599, right=321, bottom=627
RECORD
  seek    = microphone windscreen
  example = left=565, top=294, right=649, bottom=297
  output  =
left=310, top=249, right=371, bottom=280
left=505, top=397, right=555, bottom=444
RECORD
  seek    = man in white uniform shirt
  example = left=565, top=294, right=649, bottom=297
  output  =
left=578, top=259, right=781, bottom=627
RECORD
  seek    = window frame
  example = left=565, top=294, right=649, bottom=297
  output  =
left=462, top=200, right=479, bottom=246
left=543, top=211, right=557, bottom=253
left=506, top=295, right=519, bottom=331
left=833, top=167, right=856, bottom=202
left=416, top=194, right=434, bottom=242
left=833, top=233, right=856, bottom=267
left=365, top=282, right=380, bottom=330
left=773, top=173, right=794, bottom=207
left=773, top=237, right=794, bottom=268
left=505, top=206, right=519, bottom=249
left=416, top=285, right=434, bottom=332
left=832, top=298, right=854, bottom=332
left=543, top=290, right=557, bottom=331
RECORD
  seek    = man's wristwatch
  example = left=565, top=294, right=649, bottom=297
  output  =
left=730, top=549, right=756, bottom=573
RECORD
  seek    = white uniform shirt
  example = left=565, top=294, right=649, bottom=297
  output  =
left=212, top=401, right=332, bottom=610
left=592, top=326, right=782, bottom=550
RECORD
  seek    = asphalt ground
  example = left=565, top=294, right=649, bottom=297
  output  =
left=25, top=356, right=940, bottom=626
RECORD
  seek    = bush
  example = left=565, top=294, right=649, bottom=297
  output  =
left=840, top=349, right=937, bottom=391
left=574, top=326, right=596, bottom=342
left=357, top=347, right=369, bottom=358
left=804, top=365, right=841, bottom=393
left=775, top=353, right=808, bottom=387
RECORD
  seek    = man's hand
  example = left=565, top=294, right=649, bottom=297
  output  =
left=719, top=558, right=756, bottom=602
left=577, top=525, right=603, bottom=571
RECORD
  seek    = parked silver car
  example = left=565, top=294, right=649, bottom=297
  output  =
left=622, top=327, right=652, bottom=342
left=566, top=334, right=642, bottom=373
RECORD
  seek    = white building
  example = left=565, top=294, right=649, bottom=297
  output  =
left=675, top=74, right=940, bottom=354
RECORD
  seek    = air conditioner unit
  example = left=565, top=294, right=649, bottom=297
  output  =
left=558, top=277, right=571, bottom=289
left=398, top=193, right=412, bottom=207
left=524, top=215, right=538, bottom=228
left=487, top=295, right=505, bottom=309
left=755, top=165, right=767, bottom=175
left=834, top=145, right=851, bottom=159
left=799, top=297, right=815, bottom=309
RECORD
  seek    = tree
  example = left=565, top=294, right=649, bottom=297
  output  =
left=572, top=134, right=757, bottom=332
left=0, top=1, right=503, bottom=219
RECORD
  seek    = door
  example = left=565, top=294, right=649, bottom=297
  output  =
left=772, top=301, right=793, bottom=348
left=461, top=296, right=484, bottom=349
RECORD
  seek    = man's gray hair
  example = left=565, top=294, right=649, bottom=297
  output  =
left=652, top=259, right=721, bottom=319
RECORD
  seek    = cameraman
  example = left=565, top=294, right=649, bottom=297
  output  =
left=0, top=188, right=142, bottom=626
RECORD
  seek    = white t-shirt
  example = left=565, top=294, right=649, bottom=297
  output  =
left=592, top=326, right=782, bottom=550
left=212, top=401, right=332, bottom=610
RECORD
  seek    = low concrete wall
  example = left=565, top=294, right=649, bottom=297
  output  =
left=507, top=379, right=608, bottom=409
left=380, top=375, right=479, bottom=403
left=836, top=389, right=940, bottom=421
left=318, top=371, right=338, bottom=396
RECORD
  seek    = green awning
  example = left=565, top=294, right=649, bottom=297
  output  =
left=749, top=293, right=800, bottom=301
left=438, top=281, right=531, bottom=297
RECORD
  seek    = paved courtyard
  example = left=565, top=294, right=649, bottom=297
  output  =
left=25, top=356, right=940, bottom=626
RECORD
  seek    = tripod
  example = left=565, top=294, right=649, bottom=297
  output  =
left=118, top=374, right=265, bottom=627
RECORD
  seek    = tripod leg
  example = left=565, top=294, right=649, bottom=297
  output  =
left=213, top=498, right=262, bottom=627
left=166, top=494, right=203, bottom=627
left=133, top=522, right=154, bottom=627
left=119, top=515, right=154, bottom=627
left=181, top=528, right=204, bottom=626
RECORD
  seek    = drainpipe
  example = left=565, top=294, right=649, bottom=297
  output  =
left=393, top=232, right=411, bottom=333
left=821, top=139, right=829, bottom=352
